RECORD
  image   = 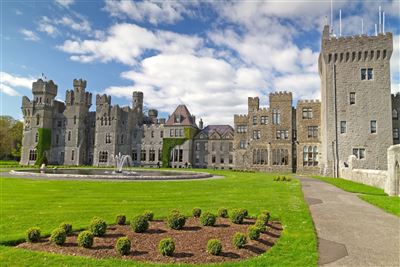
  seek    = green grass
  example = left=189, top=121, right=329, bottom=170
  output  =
left=313, top=176, right=399, bottom=217
left=0, top=170, right=317, bottom=266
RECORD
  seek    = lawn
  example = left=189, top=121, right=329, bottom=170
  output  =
left=0, top=170, right=317, bottom=266
left=313, top=176, right=400, bottom=217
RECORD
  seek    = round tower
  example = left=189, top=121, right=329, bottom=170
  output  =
left=132, top=91, right=143, bottom=113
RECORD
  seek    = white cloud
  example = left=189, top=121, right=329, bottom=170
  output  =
left=0, top=72, right=34, bottom=97
left=15, top=9, right=22, bottom=16
left=38, top=18, right=59, bottom=37
left=37, top=14, right=91, bottom=37
left=104, top=0, right=188, bottom=25
left=55, top=0, right=74, bottom=8
left=20, top=29, right=40, bottom=41
left=57, top=23, right=203, bottom=65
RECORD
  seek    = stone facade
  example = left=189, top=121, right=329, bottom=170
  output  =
left=392, top=93, right=400, bottom=145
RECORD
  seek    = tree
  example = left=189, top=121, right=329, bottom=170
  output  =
left=0, top=116, right=23, bottom=160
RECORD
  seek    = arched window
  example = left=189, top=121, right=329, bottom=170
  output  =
left=36, top=114, right=40, bottom=125
left=253, top=149, right=257, bottom=164
left=393, top=109, right=398, bottom=119
left=313, top=146, right=318, bottom=166
left=74, top=115, right=77, bottom=124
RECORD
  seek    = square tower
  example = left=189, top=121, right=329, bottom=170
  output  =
left=319, top=25, right=393, bottom=176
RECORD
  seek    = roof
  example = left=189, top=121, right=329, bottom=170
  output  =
left=165, top=104, right=197, bottom=127
left=196, top=125, right=234, bottom=139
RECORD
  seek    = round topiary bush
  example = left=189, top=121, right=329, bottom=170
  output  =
left=217, top=208, right=228, bottom=218
left=207, top=239, right=222, bottom=255
left=247, top=226, right=261, bottom=240
left=167, top=212, right=186, bottom=230
left=239, top=209, right=248, bottom=218
left=259, top=211, right=270, bottom=224
left=233, top=232, right=247, bottom=248
left=26, top=227, right=41, bottom=243
left=50, top=228, right=66, bottom=246
left=200, top=212, right=216, bottom=226
left=254, top=219, right=266, bottom=233
left=230, top=209, right=245, bottom=224
left=159, top=238, right=175, bottom=256
left=77, top=230, right=94, bottom=248
left=115, top=237, right=131, bottom=255
left=116, top=214, right=126, bottom=225
left=192, top=207, right=201, bottom=218
left=90, top=217, right=107, bottom=237
left=143, top=210, right=154, bottom=221
left=131, top=215, right=149, bottom=233
left=58, top=223, right=72, bottom=235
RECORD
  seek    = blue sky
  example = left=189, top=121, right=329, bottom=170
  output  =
left=1, top=0, right=399, bottom=125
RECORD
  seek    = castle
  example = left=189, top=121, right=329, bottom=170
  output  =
left=20, top=25, right=398, bottom=176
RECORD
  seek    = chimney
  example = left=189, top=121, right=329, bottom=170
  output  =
left=199, top=118, right=203, bottom=130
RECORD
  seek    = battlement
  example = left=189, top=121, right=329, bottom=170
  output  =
left=32, top=79, right=57, bottom=96
left=73, top=78, right=87, bottom=89
left=234, top=114, right=248, bottom=123
left=392, top=93, right=400, bottom=100
left=96, top=94, right=112, bottom=106
left=248, top=96, right=259, bottom=112
left=132, top=91, right=143, bottom=97
left=297, top=99, right=321, bottom=105
left=269, top=91, right=292, bottom=102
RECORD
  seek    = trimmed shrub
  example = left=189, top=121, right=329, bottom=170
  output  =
left=90, top=217, right=107, bottom=236
left=259, top=211, right=271, bottom=224
left=26, top=227, right=41, bottom=243
left=254, top=220, right=266, bottom=233
left=247, top=226, right=261, bottom=240
left=217, top=208, right=228, bottom=218
left=167, top=212, right=186, bottom=230
left=115, top=237, right=131, bottom=256
left=159, top=238, right=175, bottom=256
left=50, top=228, right=66, bottom=246
left=131, top=215, right=149, bottom=233
left=116, top=214, right=126, bottom=225
left=230, top=209, right=245, bottom=224
left=58, top=223, right=72, bottom=235
left=143, top=210, right=154, bottom=221
left=239, top=209, right=248, bottom=218
left=233, top=232, right=247, bottom=248
left=200, top=212, right=216, bottom=226
left=207, top=239, right=222, bottom=255
left=77, top=230, right=94, bottom=248
left=192, top=207, right=201, bottom=218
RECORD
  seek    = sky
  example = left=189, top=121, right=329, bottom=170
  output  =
left=1, top=0, right=399, bottom=126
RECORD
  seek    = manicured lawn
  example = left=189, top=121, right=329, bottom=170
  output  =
left=313, top=176, right=399, bottom=217
left=0, top=170, right=317, bottom=266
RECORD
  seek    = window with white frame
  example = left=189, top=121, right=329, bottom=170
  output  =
left=340, top=121, right=347, bottom=134
left=253, top=130, right=261, bottom=139
left=370, top=120, right=377, bottom=134
left=272, top=109, right=280, bottom=124
left=308, top=126, right=318, bottom=138
left=239, top=140, right=247, bottom=149
left=276, top=130, right=289, bottom=140
left=260, top=116, right=268, bottom=125
left=393, top=128, right=399, bottom=140
left=237, top=125, right=247, bottom=133
left=353, top=148, right=366, bottom=159
left=302, top=108, right=313, bottom=119
left=303, top=146, right=318, bottom=166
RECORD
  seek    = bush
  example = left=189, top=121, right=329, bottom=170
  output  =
left=230, top=209, right=245, bottom=224
left=207, top=239, right=222, bottom=255
left=115, top=237, right=131, bottom=255
left=254, top=220, right=266, bottom=233
left=167, top=212, right=186, bottom=230
left=58, top=223, right=72, bottom=235
left=143, top=210, right=154, bottom=221
left=217, top=208, right=228, bottom=218
left=159, top=238, right=175, bottom=256
left=233, top=232, right=247, bottom=248
left=26, top=227, right=41, bottom=243
left=90, top=217, right=107, bottom=236
left=200, top=212, right=216, bottom=226
left=192, top=207, right=201, bottom=218
left=77, top=230, right=94, bottom=248
left=247, top=226, right=261, bottom=240
left=239, top=209, right=248, bottom=218
left=50, top=228, right=66, bottom=246
left=259, top=211, right=270, bottom=224
left=116, top=214, right=126, bottom=225
left=131, top=215, right=149, bottom=233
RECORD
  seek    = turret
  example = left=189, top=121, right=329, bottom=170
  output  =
left=32, top=79, right=57, bottom=106
left=199, top=118, right=203, bottom=129
left=132, top=91, right=143, bottom=113
left=248, top=97, right=259, bottom=112
left=148, top=109, right=158, bottom=124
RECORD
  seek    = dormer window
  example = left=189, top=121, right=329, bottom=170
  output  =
left=174, top=114, right=182, bottom=123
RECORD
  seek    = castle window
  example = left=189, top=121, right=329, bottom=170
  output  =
left=105, top=133, right=111, bottom=143
left=39, top=97, right=42, bottom=103
left=328, top=54, right=332, bottom=63
left=220, top=157, right=224, bottom=164
left=195, top=154, right=200, bottom=164
left=212, top=155, right=216, bottom=164
left=392, top=109, right=398, bottom=119
left=303, top=146, right=318, bottom=166
left=99, top=151, right=108, bottom=163
left=272, top=109, right=281, bottom=124
left=56, top=134, right=59, bottom=145
left=367, top=68, right=373, bottom=80
left=160, top=131, right=163, bottom=138
left=101, top=117, right=103, bottom=126
left=340, top=53, right=343, bottom=62
left=35, top=132, right=38, bottom=142
left=377, top=50, right=381, bottom=59
left=353, top=148, right=365, bottom=160
left=121, top=134, right=124, bottom=144
left=158, top=149, right=162, bottom=161
left=36, top=114, right=40, bottom=125
left=352, top=52, right=356, bottom=61
left=370, top=120, right=377, bottom=134
left=141, top=149, right=146, bottom=161
left=237, top=125, right=247, bottom=133
left=307, top=126, right=318, bottom=138
left=364, top=51, right=368, bottom=60
left=349, top=92, right=356, bottom=105
left=132, top=150, right=138, bottom=161
left=346, top=52, right=349, bottom=62
left=175, top=129, right=179, bottom=137
left=302, top=108, right=313, bottom=119
left=149, top=149, right=156, bottom=162
left=57, top=120, right=61, bottom=127
left=272, top=149, right=288, bottom=165
left=74, top=116, right=77, bottom=125
left=252, top=116, right=257, bottom=125
left=334, top=53, right=337, bottom=62
left=204, top=154, right=208, bottom=164
left=68, top=131, right=71, bottom=141
left=71, top=150, right=74, bottom=161
left=204, top=143, right=208, bottom=151
left=276, top=130, right=288, bottom=140
left=253, top=130, right=261, bottom=139
left=170, top=129, right=174, bottom=137
left=108, top=117, right=111, bottom=125
left=260, top=116, right=268, bottom=125
left=340, top=121, right=347, bottom=134
left=370, top=51, right=374, bottom=60
left=383, top=49, right=387, bottom=59
left=229, top=154, right=233, bottom=164
left=393, top=129, right=399, bottom=140
left=179, top=129, right=183, bottom=137
left=196, top=142, right=200, bottom=151
left=151, top=131, right=154, bottom=138
left=29, top=149, right=37, bottom=161
left=358, top=51, right=362, bottom=61
left=174, top=114, right=182, bottom=123
left=239, top=140, right=247, bottom=149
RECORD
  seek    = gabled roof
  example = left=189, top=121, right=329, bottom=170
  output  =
left=165, top=104, right=197, bottom=127
left=196, top=125, right=234, bottom=139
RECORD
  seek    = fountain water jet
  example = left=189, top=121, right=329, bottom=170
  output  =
left=114, top=153, right=132, bottom=173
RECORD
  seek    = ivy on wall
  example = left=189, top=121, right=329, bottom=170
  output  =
left=161, top=138, right=187, bottom=168
left=184, top=127, right=198, bottom=139
left=35, top=128, right=51, bottom=166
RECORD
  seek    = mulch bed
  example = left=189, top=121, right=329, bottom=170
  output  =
left=17, top=217, right=282, bottom=264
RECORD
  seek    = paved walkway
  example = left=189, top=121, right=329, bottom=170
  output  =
left=298, top=176, right=400, bottom=267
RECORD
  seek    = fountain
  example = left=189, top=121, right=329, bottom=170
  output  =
left=114, top=153, right=132, bottom=173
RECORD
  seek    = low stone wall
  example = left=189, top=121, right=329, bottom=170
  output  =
left=339, top=145, right=400, bottom=196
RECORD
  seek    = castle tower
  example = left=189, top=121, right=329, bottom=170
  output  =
left=248, top=97, right=259, bottom=112
left=63, top=79, right=92, bottom=165
left=319, top=25, right=393, bottom=176
left=20, top=79, right=58, bottom=165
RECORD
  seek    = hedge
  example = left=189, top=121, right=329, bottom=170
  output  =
left=35, top=128, right=51, bottom=166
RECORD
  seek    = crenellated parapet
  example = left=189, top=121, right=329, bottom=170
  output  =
left=73, top=78, right=87, bottom=90
left=32, top=79, right=57, bottom=96
left=269, top=91, right=292, bottom=102
left=96, top=94, right=112, bottom=106
left=248, top=97, right=260, bottom=112
left=234, top=114, right=248, bottom=124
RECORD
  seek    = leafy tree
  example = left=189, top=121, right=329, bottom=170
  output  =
left=0, top=116, right=23, bottom=160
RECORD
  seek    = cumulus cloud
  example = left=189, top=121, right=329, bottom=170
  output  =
left=20, top=29, right=40, bottom=41
left=55, top=0, right=74, bottom=8
left=37, top=14, right=91, bottom=37
left=0, top=72, right=34, bottom=97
